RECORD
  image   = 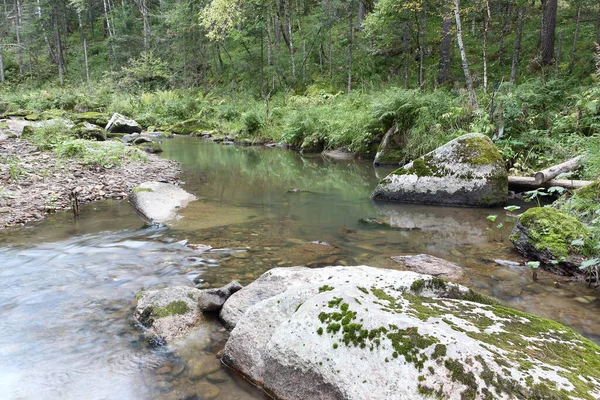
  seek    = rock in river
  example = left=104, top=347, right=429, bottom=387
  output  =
left=510, top=207, right=592, bottom=277
left=220, top=266, right=600, bottom=400
left=390, top=254, right=464, bottom=280
left=371, top=133, right=507, bottom=207
left=135, top=286, right=204, bottom=343
left=129, top=181, right=196, bottom=225
left=105, top=112, right=142, bottom=133
left=135, top=282, right=242, bottom=343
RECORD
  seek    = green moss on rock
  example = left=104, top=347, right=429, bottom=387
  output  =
left=515, top=207, right=592, bottom=258
left=151, top=300, right=190, bottom=318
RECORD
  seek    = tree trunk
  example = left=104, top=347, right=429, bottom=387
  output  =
left=498, top=4, right=513, bottom=65
left=0, top=49, right=4, bottom=83
left=418, top=0, right=426, bottom=90
left=347, top=10, right=353, bottom=94
left=483, top=0, right=491, bottom=94
left=570, top=6, right=581, bottom=71
left=284, top=0, right=296, bottom=82
left=541, top=0, right=558, bottom=66
left=597, top=1, right=600, bottom=44
left=53, top=9, right=64, bottom=85
left=555, top=29, right=563, bottom=75
left=15, top=0, right=23, bottom=76
left=403, top=22, right=410, bottom=88
left=438, top=3, right=452, bottom=85
left=328, top=27, right=332, bottom=78
left=510, top=7, right=526, bottom=84
left=77, top=11, right=90, bottom=84
left=454, top=0, right=477, bottom=107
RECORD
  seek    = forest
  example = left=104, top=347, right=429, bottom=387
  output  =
left=1, top=0, right=600, bottom=177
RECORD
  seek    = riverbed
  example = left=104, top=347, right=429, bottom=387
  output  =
left=1, top=137, right=599, bottom=399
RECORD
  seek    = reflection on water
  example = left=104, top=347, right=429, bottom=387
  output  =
left=1, top=137, right=599, bottom=399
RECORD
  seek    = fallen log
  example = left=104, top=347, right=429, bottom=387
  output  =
left=534, top=156, right=584, bottom=185
left=509, top=176, right=593, bottom=191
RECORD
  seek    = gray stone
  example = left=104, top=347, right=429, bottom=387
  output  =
left=322, top=148, right=356, bottom=160
left=220, top=266, right=600, bottom=400
left=372, top=133, right=508, bottom=207
left=105, top=112, right=142, bottom=133
left=390, top=254, right=464, bottom=280
left=198, top=281, right=243, bottom=313
left=135, top=286, right=203, bottom=343
left=129, top=181, right=196, bottom=225
left=74, top=122, right=107, bottom=141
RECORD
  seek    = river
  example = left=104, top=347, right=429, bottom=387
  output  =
left=1, top=137, right=598, bottom=399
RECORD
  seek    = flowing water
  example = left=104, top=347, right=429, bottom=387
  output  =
left=1, top=137, right=599, bottom=399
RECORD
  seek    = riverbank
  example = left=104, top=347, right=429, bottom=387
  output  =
left=0, top=134, right=180, bottom=228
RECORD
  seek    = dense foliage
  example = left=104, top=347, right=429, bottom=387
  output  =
left=1, top=0, right=600, bottom=175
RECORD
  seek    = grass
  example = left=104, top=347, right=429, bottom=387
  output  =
left=24, top=120, right=147, bottom=168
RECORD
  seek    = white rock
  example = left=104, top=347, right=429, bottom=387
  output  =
left=221, top=266, right=600, bottom=400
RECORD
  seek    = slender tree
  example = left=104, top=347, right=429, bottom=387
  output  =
left=454, top=0, right=477, bottom=106
left=438, top=2, right=452, bottom=85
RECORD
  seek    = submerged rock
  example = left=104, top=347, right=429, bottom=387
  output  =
left=135, top=286, right=204, bottom=343
left=198, top=281, right=243, bottom=312
left=391, top=254, right=464, bottom=280
left=372, top=133, right=508, bottom=207
left=510, top=207, right=591, bottom=276
left=105, top=113, right=142, bottom=133
left=220, top=266, right=600, bottom=400
left=129, top=181, right=196, bottom=225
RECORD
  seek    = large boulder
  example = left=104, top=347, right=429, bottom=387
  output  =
left=373, top=125, right=406, bottom=166
left=371, top=133, right=508, bottom=207
left=510, top=207, right=592, bottom=276
left=129, top=182, right=196, bottom=225
left=105, top=113, right=142, bottom=133
left=72, top=112, right=109, bottom=126
left=220, top=266, right=600, bottom=400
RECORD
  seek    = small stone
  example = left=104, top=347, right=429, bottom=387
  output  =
left=205, top=369, right=230, bottom=384
left=192, top=381, right=220, bottom=399
left=187, top=354, right=222, bottom=379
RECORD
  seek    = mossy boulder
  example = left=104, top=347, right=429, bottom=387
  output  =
left=373, top=125, right=407, bottom=166
left=164, top=119, right=212, bottom=135
left=221, top=266, right=600, bottom=400
left=510, top=207, right=592, bottom=276
left=138, top=141, right=163, bottom=154
left=24, top=113, right=40, bottom=121
left=73, top=112, right=109, bottom=126
left=135, top=286, right=203, bottom=342
left=371, top=133, right=508, bottom=207
left=73, top=122, right=107, bottom=141
left=21, top=125, right=36, bottom=138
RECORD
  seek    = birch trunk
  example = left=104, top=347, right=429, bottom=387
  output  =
left=77, top=11, right=90, bottom=84
left=15, top=0, right=23, bottom=76
left=454, top=0, right=477, bottom=107
left=569, top=6, right=581, bottom=71
left=510, top=7, right=525, bottom=84
left=483, top=0, right=491, bottom=94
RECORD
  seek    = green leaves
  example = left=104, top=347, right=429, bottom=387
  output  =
left=527, top=261, right=540, bottom=270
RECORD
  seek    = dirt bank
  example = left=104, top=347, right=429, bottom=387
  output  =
left=0, top=135, right=180, bottom=229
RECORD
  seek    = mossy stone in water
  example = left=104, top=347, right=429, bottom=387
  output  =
left=510, top=207, right=592, bottom=275
left=372, top=133, right=507, bottom=207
